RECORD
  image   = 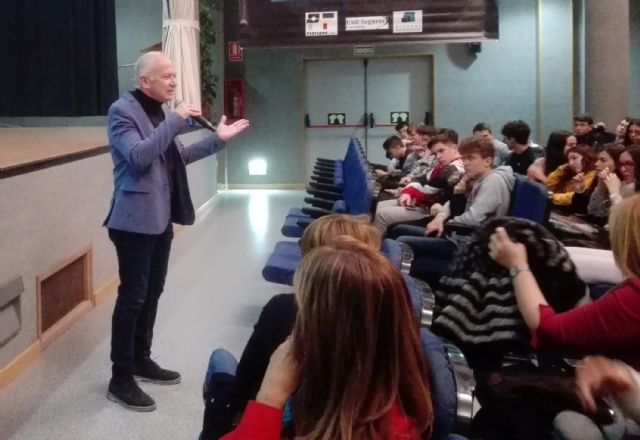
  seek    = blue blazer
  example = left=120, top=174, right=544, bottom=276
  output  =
left=104, top=92, right=225, bottom=234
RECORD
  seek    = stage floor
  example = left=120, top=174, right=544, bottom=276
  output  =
left=0, top=127, right=108, bottom=174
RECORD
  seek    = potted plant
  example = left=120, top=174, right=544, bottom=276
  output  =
left=199, top=0, right=219, bottom=121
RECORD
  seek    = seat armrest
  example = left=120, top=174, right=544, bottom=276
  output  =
left=300, top=206, right=332, bottom=219
left=396, top=241, right=414, bottom=275
left=415, top=278, right=436, bottom=328
left=308, top=181, right=342, bottom=192
left=310, top=175, right=333, bottom=185
left=303, top=196, right=335, bottom=210
left=442, top=341, right=477, bottom=434
left=305, top=187, right=341, bottom=200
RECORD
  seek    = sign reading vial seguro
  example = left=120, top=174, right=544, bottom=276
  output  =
left=345, top=16, right=389, bottom=32
left=305, top=11, right=338, bottom=37
left=393, top=10, right=423, bottom=33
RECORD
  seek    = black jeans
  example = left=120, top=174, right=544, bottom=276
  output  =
left=108, top=224, right=173, bottom=379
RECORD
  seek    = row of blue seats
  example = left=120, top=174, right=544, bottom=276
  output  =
left=256, top=139, right=467, bottom=439
left=281, top=139, right=375, bottom=237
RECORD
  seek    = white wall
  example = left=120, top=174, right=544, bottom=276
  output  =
left=0, top=144, right=218, bottom=369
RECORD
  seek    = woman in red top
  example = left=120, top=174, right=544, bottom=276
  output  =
left=488, top=195, right=640, bottom=369
left=223, top=237, right=434, bottom=440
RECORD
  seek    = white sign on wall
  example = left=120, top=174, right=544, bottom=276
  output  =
left=393, top=10, right=423, bottom=34
left=306, top=11, right=338, bottom=37
left=345, top=16, right=389, bottom=31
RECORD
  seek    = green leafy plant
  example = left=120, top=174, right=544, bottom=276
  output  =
left=199, top=0, right=219, bottom=118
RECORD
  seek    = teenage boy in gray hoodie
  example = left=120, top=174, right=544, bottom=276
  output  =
left=393, top=135, right=516, bottom=284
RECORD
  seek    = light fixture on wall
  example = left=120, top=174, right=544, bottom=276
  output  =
left=248, top=158, right=268, bottom=176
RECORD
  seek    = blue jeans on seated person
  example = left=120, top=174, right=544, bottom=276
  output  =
left=394, top=225, right=459, bottom=287
left=203, top=349, right=238, bottom=400
left=201, top=349, right=241, bottom=440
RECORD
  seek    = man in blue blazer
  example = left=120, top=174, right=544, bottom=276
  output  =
left=104, top=51, right=249, bottom=411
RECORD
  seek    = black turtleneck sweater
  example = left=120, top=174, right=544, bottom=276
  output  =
left=131, top=89, right=177, bottom=194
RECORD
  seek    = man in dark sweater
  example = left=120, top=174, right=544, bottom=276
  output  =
left=501, top=120, right=544, bottom=175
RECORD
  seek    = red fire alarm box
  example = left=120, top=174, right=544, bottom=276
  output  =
left=224, top=79, right=245, bottom=121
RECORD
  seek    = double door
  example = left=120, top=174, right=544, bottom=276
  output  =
left=303, top=56, right=433, bottom=177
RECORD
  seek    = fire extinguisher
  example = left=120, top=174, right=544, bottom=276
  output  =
left=232, top=91, right=242, bottom=119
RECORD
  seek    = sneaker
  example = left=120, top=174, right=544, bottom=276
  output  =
left=107, top=377, right=156, bottom=412
left=134, top=359, right=181, bottom=385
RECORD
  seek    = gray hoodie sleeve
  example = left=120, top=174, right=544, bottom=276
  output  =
left=451, top=169, right=514, bottom=226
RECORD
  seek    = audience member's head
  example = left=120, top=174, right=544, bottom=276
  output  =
left=609, top=195, right=640, bottom=279
left=618, top=147, right=640, bottom=190
left=410, top=124, right=438, bottom=153
left=382, top=135, right=406, bottom=160
left=624, top=118, right=640, bottom=147
left=573, top=114, right=594, bottom=136
left=594, top=143, right=625, bottom=175
left=565, top=145, right=597, bottom=175
left=615, top=117, right=631, bottom=141
left=459, top=135, right=495, bottom=179
left=501, top=120, right=531, bottom=149
left=545, top=130, right=576, bottom=174
left=299, top=214, right=380, bottom=256
left=428, top=129, right=460, bottom=167
left=395, top=122, right=409, bottom=140
left=135, top=51, right=176, bottom=103
left=472, top=122, right=495, bottom=140
left=405, top=123, right=422, bottom=150
left=292, top=237, right=433, bottom=438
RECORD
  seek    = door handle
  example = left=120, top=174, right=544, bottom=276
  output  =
left=304, top=114, right=310, bottom=127
left=369, top=113, right=375, bottom=129
left=363, top=113, right=368, bottom=127
left=424, top=112, right=432, bottom=125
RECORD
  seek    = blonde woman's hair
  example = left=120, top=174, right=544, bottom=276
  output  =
left=298, top=214, right=380, bottom=256
left=291, top=236, right=433, bottom=440
left=609, top=194, right=640, bottom=279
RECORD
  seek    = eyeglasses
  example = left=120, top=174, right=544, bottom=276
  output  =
left=619, top=162, right=635, bottom=168
left=628, top=130, right=640, bottom=136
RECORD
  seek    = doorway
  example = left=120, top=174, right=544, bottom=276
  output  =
left=303, top=56, right=434, bottom=177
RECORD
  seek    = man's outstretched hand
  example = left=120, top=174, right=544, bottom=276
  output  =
left=217, top=115, right=250, bottom=142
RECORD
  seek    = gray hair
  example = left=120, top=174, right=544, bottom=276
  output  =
left=134, top=51, right=169, bottom=80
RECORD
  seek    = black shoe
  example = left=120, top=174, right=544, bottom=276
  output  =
left=107, top=377, right=156, bottom=412
left=134, top=359, right=181, bottom=385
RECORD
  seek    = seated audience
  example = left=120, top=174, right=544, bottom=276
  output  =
left=488, top=194, right=640, bottom=369
left=546, top=145, right=597, bottom=213
left=614, top=117, right=631, bottom=145
left=624, top=118, right=640, bottom=148
left=396, top=121, right=409, bottom=140
left=400, top=124, right=440, bottom=185
left=616, top=146, right=640, bottom=195
left=392, top=136, right=515, bottom=283
left=374, top=135, right=417, bottom=183
left=573, top=113, right=603, bottom=147
left=501, top=120, right=544, bottom=175
left=593, top=121, right=617, bottom=147
left=581, top=144, right=628, bottom=220
left=527, top=130, right=576, bottom=183
left=473, top=122, right=510, bottom=166
left=234, top=215, right=380, bottom=414
left=374, top=129, right=463, bottom=235
left=222, top=238, right=434, bottom=439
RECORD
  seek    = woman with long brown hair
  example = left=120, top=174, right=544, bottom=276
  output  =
left=546, top=144, right=597, bottom=213
left=222, top=238, right=434, bottom=439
